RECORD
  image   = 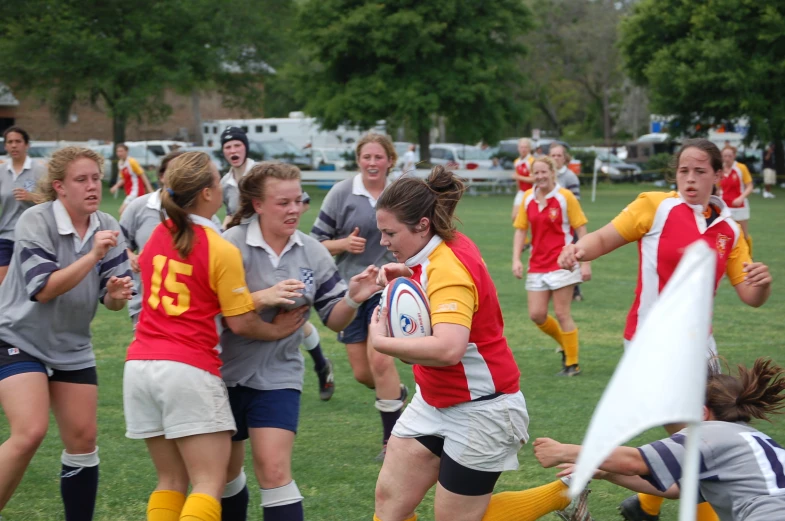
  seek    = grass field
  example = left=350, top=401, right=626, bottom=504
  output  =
left=1, top=183, right=783, bottom=521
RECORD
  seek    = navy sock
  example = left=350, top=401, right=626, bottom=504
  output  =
left=308, top=344, right=328, bottom=372
left=221, top=485, right=249, bottom=521
left=61, top=463, right=98, bottom=521
left=263, top=501, right=304, bottom=521
left=380, top=409, right=402, bottom=445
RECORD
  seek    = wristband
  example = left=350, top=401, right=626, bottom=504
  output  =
left=344, top=294, right=362, bottom=309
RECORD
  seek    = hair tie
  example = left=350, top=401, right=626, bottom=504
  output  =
left=166, top=187, right=175, bottom=197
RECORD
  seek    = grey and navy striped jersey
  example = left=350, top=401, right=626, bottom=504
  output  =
left=0, top=157, right=47, bottom=239
left=0, top=201, right=131, bottom=371
left=219, top=222, right=346, bottom=391
left=310, top=174, right=395, bottom=283
left=639, top=421, right=785, bottom=521
left=556, top=167, right=581, bottom=200
left=220, top=159, right=255, bottom=218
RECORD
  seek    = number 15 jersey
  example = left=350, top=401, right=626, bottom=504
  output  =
left=127, top=216, right=255, bottom=377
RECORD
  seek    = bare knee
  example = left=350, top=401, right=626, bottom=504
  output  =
left=369, top=350, right=395, bottom=378
left=554, top=308, right=572, bottom=327
left=9, top=419, right=49, bottom=457
left=256, top=460, right=291, bottom=489
left=352, top=366, right=375, bottom=388
left=529, top=309, right=547, bottom=325
left=62, top=424, right=97, bottom=454
left=157, top=474, right=189, bottom=494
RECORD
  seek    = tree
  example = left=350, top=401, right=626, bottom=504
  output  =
left=0, top=0, right=294, bottom=181
left=294, top=0, right=532, bottom=162
left=620, top=0, right=785, bottom=173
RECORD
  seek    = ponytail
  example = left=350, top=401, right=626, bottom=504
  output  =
left=161, top=152, right=216, bottom=259
left=226, top=162, right=301, bottom=230
left=377, top=165, right=466, bottom=241
left=706, top=358, right=785, bottom=423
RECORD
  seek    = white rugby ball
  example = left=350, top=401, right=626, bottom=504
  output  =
left=380, top=277, right=432, bottom=338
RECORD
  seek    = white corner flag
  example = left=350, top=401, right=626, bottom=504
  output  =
left=568, top=241, right=716, bottom=520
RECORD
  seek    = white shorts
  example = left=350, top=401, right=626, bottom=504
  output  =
left=513, top=190, right=525, bottom=207
left=392, top=389, right=529, bottom=472
left=763, top=168, right=776, bottom=185
left=526, top=269, right=582, bottom=291
left=729, top=205, right=750, bottom=222
left=123, top=360, right=236, bottom=439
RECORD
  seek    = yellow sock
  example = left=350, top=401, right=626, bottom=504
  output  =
left=482, top=480, right=570, bottom=521
left=746, top=234, right=753, bottom=257
left=697, top=502, right=719, bottom=521
left=562, top=329, right=579, bottom=367
left=638, top=493, right=663, bottom=516
left=179, top=493, right=221, bottom=521
left=536, top=315, right=563, bottom=346
left=148, top=490, right=186, bottom=521
left=374, top=515, right=417, bottom=521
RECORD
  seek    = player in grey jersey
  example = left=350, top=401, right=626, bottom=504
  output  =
left=218, top=162, right=381, bottom=521
left=533, top=357, right=785, bottom=521
left=0, top=147, right=132, bottom=519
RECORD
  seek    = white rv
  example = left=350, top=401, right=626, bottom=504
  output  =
left=202, top=112, right=385, bottom=150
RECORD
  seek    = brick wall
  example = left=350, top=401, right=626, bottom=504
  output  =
left=7, top=90, right=262, bottom=144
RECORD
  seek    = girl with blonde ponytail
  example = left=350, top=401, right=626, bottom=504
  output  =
left=123, top=152, right=305, bottom=521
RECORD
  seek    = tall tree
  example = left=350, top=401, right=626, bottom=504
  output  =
left=0, top=0, right=294, bottom=180
left=294, top=0, right=532, bottom=161
left=620, top=0, right=785, bottom=172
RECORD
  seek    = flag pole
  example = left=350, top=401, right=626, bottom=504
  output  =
left=678, top=421, right=702, bottom=521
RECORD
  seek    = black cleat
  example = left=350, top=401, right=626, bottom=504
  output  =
left=556, top=487, right=594, bottom=521
left=316, top=358, right=335, bottom=401
left=618, top=495, right=659, bottom=521
left=556, top=364, right=581, bottom=377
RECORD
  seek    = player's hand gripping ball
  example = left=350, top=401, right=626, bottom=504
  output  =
left=380, top=277, right=432, bottom=338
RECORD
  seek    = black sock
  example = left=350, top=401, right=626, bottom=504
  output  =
left=380, top=409, right=402, bottom=445
left=221, top=485, right=249, bottom=521
left=263, top=501, right=304, bottom=521
left=61, top=463, right=98, bottom=521
left=308, top=344, right=328, bottom=373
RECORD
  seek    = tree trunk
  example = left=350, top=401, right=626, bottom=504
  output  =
left=110, top=113, right=127, bottom=185
left=417, top=124, right=430, bottom=164
left=603, top=86, right=612, bottom=146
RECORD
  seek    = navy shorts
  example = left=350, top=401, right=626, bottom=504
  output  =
left=0, top=239, right=14, bottom=267
left=0, top=340, right=98, bottom=385
left=337, top=292, right=381, bottom=345
left=228, top=386, right=301, bottom=441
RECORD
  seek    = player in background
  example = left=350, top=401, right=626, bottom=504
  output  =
left=512, top=156, right=590, bottom=376
left=311, top=134, right=407, bottom=461
left=761, top=143, right=776, bottom=199
left=558, top=138, right=772, bottom=521
left=534, top=357, right=785, bottom=521
left=298, top=191, right=335, bottom=400
left=110, top=143, right=154, bottom=215
left=718, top=146, right=753, bottom=254
left=370, top=166, right=587, bottom=521
left=549, top=144, right=584, bottom=302
left=0, top=126, right=46, bottom=284
left=123, top=152, right=304, bottom=521
left=220, top=127, right=256, bottom=229
left=511, top=138, right=536, bottom=223
left=219, top=163, right=381, bottom=521
left=0, top=147, right=133, bottom=519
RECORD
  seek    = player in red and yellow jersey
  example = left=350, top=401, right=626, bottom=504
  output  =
left=110, top=143, right=154, bottom=215
left=718, top=146, right=754, bottom=254
left=511, top=139, right=536, bottom=225
left=369, top=166, right=590, bottom=521
left=123, top=152, right=304, bottom=521
left=512, top=156, right=590, bottom=376
left=558, top=139, right=772, bottom=521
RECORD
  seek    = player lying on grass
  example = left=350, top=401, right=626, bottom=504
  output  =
left=533, top=357, right=785, bottom=521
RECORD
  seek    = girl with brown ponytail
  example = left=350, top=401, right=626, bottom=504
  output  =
left=533, top=357, right=785, bottom=521
left=123, top=152, right=305, bottom=521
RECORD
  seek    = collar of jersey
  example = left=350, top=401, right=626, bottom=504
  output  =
left=352, top=174, right=390, bottom=207
left=6, top=155, right=32, bottom=176
left=246, top=215, right=303, bottom=255
left=146, top=190, right=162, bottom=210
left=405, top=234, right=443, bottom=268
left=225, top=159, right=255, bottom=188
left=677, top=193, right=731, bottom=220
left=536, top=184, right=561, bottom=199
left=53, top=199, right=101, bottom=240
left=188, top=213, right=222, bottom=234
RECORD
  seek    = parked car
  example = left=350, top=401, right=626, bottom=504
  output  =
left=393, top=142, right=421, bottom=170
left=311, top=147, right=350, bottom=170
left=429, top=143, right=494, bottom=170
left=247, top=139, right=312, bottom=170
left=91, top=143, right=155, bottom=170
left=181, top=146, right=227, bottom=172
left=594, top=152, right=642, bottom=182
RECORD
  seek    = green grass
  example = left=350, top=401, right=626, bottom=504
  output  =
left=1, top=184, right=784, bottom=521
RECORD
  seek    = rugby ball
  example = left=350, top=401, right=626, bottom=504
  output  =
left=380, top=277, right=432, bottom=338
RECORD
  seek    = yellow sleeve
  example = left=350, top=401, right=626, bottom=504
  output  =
left=564, top=190, right=588, bottom=229
left=425, top=249, right=477, bottom=329
left=738, top=163, right=752, bottom=184
left=611, top=192, right=671, bottom=243
left=513, top=190, right=531, bottom=230
left=205, top=228, right=256, bottom=316
left=726, top=230, right=751, bottom=286
left=128, top=158, right=145, bottom=176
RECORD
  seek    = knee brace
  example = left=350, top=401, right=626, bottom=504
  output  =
left=223, top=469, right=247, bottom=498
left=302, top=325, right=320, bottom=350
left=261, top=480, right=304, bottom=508
left=61, top=447, right=100, bottom=468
